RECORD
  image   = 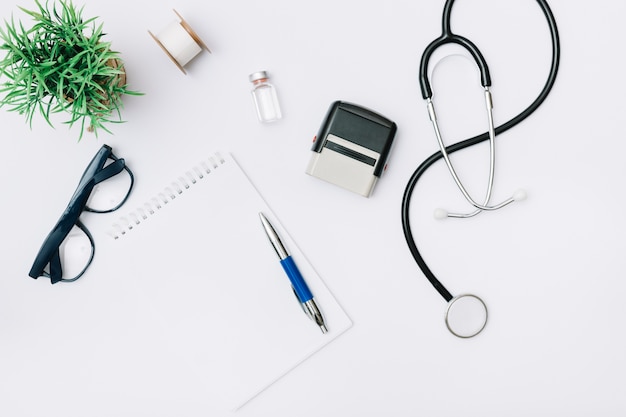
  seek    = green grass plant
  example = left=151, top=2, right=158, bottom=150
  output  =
left=0, top=0, right=141, bottom=139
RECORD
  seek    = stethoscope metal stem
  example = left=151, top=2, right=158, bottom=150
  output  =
left=427, top=88, right=515, bottom=218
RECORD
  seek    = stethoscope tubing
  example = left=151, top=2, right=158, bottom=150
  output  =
left=402, top=0, right=561, bottom=303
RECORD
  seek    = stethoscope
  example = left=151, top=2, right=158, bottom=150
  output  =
left=402, top=0, right=560, bottom=338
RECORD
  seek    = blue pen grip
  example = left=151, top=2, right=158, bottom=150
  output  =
left=280, top=256, right=313, bottom=302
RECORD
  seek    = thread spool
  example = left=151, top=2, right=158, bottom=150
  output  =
left=149, top=10, right=210, bottom=74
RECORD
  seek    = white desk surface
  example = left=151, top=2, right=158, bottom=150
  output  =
left=1, top=0, right=625, bottom=415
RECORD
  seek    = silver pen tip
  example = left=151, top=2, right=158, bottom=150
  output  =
left=320, top=324, right=328, bottom=334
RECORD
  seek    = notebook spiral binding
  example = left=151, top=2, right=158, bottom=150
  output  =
left=108, top=152, right=226, bottom=240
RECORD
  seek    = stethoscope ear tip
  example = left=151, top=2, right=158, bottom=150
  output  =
left=433, top=208, right=448, bottom=220
left=513, top=189, right=528, bottom=202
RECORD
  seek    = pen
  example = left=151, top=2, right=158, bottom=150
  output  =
left=259, top=212, right=328, bottom=334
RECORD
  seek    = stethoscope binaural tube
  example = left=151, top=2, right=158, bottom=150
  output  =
left=403, top=0, right=561, bottom=337
left=420, top=0, right=522, bottom=218
left=418, top=0, right=491, bottom=101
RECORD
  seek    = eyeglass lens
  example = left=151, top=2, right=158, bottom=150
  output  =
left=46, top=224, right=94, bottom=282
left=86, top=159, right=134, bottom=213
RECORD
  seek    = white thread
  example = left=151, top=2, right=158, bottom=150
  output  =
left=158, top=22, right=202, bottom=67
left=108, top=153, right=227, bottom=239
left=148, top=10, right=210, bottom=74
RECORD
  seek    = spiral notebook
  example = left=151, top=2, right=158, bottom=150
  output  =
left=104, top=152, right=352, bottom=412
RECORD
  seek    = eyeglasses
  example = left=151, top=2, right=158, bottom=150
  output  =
left=29, top=145, right=134, bottom=284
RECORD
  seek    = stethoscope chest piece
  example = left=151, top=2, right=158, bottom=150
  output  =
left=445, top=294, right=488, bottom=338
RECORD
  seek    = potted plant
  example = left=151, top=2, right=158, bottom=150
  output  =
left=0, top=0, right=141, bottom=139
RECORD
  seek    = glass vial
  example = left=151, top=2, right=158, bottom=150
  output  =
left=249, top=70, right=282, bottom=123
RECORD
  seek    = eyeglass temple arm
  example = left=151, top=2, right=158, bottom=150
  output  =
left=48, top=250, right=63, bottom=284
left=92, top=158, right=126, bottom=184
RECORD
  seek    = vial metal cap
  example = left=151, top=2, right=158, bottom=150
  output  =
left=249, top=70, right=269, bottom=82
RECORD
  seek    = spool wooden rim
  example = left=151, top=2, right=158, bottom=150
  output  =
left=148, top=30, right=187, bottom=74
left=173, top=9, right=210, bottom=52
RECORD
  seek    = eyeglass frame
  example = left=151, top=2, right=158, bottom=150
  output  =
left=29, top=144, right=134, bottom=284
